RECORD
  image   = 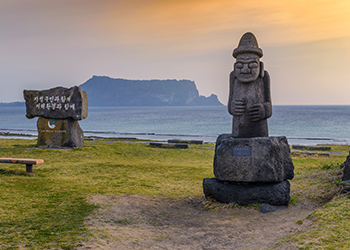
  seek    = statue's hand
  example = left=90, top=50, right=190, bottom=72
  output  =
left=232, top=99, right=245, bottom=116
left=248, top=103, right=265, bottom=122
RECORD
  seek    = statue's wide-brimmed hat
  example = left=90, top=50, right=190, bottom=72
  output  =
left=232, top=32, right=263, bottom=58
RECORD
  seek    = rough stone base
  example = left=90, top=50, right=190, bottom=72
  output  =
left=203, top=178, right=291, bottom=206
left=214, top=135, right=294, bottom=182
left=37, top=118, right=84, bottom=148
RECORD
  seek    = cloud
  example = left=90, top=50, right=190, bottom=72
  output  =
left=99, top=0, right=350, bottom=47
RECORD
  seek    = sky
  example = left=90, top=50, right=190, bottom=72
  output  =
left=1, top=0, right=350, bottom=105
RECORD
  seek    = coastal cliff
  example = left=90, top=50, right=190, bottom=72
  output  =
left=79, top=76, right=223, bottom=107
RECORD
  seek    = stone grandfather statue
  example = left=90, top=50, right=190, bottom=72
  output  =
left=203, top=32, right=294, bottom=208
left=228, top=32, right=272, bottom=138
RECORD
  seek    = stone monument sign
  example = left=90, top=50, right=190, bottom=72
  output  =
left=203, top=32, right=294, bottom=207
left=23, top=86, right=88, bottom=148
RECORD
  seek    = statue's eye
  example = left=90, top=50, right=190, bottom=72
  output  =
left=249, top=62, right=258, bottom=68
left=236, top=63, right=243, bottom=69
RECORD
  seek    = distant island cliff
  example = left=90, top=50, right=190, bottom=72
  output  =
left=79, top=76, right=223, bottom=107
left=0, top=101, right=25, bottom=107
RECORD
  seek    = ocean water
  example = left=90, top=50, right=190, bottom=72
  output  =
left=0, top=105, right=350, bottom=145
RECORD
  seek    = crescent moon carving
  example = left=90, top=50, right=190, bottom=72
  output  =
left=48, top=121, right=56, bottom=129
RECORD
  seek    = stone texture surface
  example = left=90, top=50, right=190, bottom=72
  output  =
left=203, top=178, right=291, bottom=206
left=342, top=152, right=350, bottom=181
left=37, top=118, right=84, bottom=148
left=24, top=86, right=88, bottom=120
left=214, top=135, right=294, bottom=182
left=228, top=32, right=272, bottom=138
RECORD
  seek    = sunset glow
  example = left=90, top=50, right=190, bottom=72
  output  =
left=1, top=0, right=350, bottom=104
left=101, top=0, right=350, bottom=46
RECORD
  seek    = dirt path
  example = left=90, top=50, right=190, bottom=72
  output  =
left=78, top=195, right=316, bottom=250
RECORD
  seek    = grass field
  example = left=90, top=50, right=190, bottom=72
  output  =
left=0, top=138, right=349, bottom=249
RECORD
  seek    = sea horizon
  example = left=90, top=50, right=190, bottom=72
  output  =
left=0, top=105, right=350, bottom=145
left=1, top=101, right=350, bottom=106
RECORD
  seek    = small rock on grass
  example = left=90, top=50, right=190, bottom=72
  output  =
left=336, top=180, right=350, bottom=186
left=259, top=204, right=288, bottom=214
left=340, top=186, right=350, bottom=195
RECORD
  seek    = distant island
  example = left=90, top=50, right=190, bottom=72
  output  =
left=79, top=76, right=223, bottom=107
left=1, top=76, right=223, bottom=107
left=0, top=101, right=25, bottom=107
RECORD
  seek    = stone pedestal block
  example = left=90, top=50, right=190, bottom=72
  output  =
left=37, top=118, right=84, bottom=148
left=203, top=178, right=291, bottom=206
left=214, top=135, right=294, bottom=182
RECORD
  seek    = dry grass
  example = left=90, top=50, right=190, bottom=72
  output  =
left=0, top=139, right=349, bottom=249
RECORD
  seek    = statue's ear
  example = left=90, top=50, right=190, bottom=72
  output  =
left=260, top=62, right=264, bottom=78
left=230, top=70, right=236, bottom=80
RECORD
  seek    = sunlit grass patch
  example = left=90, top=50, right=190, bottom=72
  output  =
left=0, top=138, right=350, bottom=249
left=290, top=157, right=344, bottom=205
left=280, top=149, right=350, bottom=249
left=291, top=196, right=350, bottom=249
left=0, top=139, right=215, bottom=249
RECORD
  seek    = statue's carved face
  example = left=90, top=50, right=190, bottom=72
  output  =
left=234, top=53, right=260, bottom=83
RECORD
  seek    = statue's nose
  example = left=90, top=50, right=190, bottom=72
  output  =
left=241, top=64, right=250, bottom=73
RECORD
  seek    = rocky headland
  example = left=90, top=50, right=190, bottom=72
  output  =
left=79, top=76, right=223, bottom=107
